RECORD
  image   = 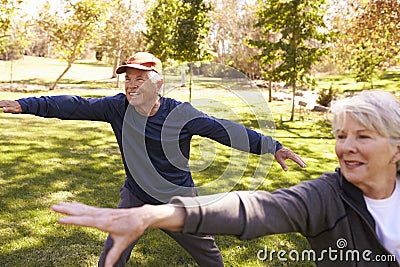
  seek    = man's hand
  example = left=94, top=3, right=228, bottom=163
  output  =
left=0, top=100, right=22, bottom=113
left=275, top=147, right=307, bottom=172
left=52, top=201, right=185, bottom=267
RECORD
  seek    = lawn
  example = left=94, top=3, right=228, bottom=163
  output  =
left=315, top=68, right=400, bottom=94
left=0, top=56, right=117, bottom=89
left=0, top=56, right=397, bottom=266
left=1, top=90, right=335, bottom=267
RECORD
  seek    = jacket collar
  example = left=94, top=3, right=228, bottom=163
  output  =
left=336, top=167, right=376, bottom=227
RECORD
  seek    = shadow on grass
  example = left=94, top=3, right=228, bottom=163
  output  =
left=10, top=78, right=52, bottom=85
left=0, top=112, right=331, bottom=266
left=379, top=71, right=400, bottom=81
left=0, top=118, right=123, bottom=266
left=0, top=230, right=104, bottom=267
left=74, top=61, right=112, bottom=68
left=4, top=78, right=117, bottom=90
left=0, top=116, right=243, bottom=266
left=215, top=233, right=314, bottom=267
left=276, top=119, right=333, bottom=139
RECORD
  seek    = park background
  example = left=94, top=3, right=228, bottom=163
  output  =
left=1, top=0, right=399, bottom=266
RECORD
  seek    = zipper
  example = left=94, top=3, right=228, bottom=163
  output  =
left=338, top=191, right=398, bottom=266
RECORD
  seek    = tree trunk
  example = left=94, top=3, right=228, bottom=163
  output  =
left=189, top=64, right=192, bottom=103
left=49, top=62, right=72, bottom=90
left=290, top=81, right=296, bottom=121
left=290, top=33, right=298, bottom=121
left=268, top=80, right=272, bottom=102
left=113, top=42, right=122, bottom=79
left=114, top=47, right=122, bottom=88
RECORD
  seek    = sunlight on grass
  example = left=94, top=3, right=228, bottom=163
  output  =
left=316, top=69, right=400, bottom=93
left=0, top=56, right=113, bottom=82
left=3, top=61, right=397, bottom=266
left=0, top=86, right=335, bottom=266
left=0, top=56, right=118, bottom=89
left=42, top=190, right=75, bottom=203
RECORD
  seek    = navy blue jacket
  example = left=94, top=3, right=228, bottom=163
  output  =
left=18, top=93, right=281, bottom=204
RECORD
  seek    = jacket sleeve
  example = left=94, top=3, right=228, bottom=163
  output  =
left=17, top=95, right=112, bottom=122
left=181, top=102, right=282, bottom=154
left=170, top=176, right=342, bottom=239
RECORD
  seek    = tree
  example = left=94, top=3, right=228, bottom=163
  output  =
left=333, top=0, right=400, bottom=86
left=145, top=0, right=212, bottom=102
left=0, top=0, right=24, bottom=60
left=144, top=0, right=212, bottom=64
left=208, top=0, right=261, bottom=79
left=351, top=42, right=380, bottom=87
left=36, top=0, right=105, bottom=90
left=144, top=0, right=179, bottom=64
left=173, top=0, right=212, bottom=62
left=249, top=0, right=331, bottom=121
left=0, top=0, right=18, bottom=39
left=95, top=0, right=148, bottom=81
left=174, top=0, right=212, bottom=102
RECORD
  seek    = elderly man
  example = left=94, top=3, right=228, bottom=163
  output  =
left=0, top=52, right=306, bottom=266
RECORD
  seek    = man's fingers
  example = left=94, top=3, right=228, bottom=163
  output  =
left=275, top=148, right=307, bottom=171
left=51, top=203, right=73, bottom=215
left=0, top=100, right=9, bottom=107
left=0, top=100, right=14, bottom=107
left=290, top=154, right=307, bottom=168
left=275, top=156, right=288, bottom=172
left=51, top=203, right=149, bottom=266
left=0, top=100, right=12, bottom=112
left=0, top=100, right=22, bottom=113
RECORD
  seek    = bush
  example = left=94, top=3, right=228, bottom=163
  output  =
left=317, top=86, right=336, bottom=107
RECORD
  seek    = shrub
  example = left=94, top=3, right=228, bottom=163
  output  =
left=317, top=85, right=336, bottom=107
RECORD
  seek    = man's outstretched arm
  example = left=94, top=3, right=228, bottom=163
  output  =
left=182, top=105, right=307, bottom=171
left=1, top=95, right=114, bottom=121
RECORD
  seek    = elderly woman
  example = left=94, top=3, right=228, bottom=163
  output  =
left=53, top=90, right=400, bottom=267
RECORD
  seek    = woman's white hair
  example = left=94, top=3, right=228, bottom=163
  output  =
left=329, top=90, right=400, bottom=172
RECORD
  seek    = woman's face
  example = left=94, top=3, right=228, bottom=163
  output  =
left=335, top=114, right=399, bottom=197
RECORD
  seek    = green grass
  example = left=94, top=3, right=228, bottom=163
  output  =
left=0, top=56, right=397, bottom=266
left=0, top=88, right=337, bottom=267
left=315, top=69, right=400, bottom=93
left=0, top=56, right=117, bottom=89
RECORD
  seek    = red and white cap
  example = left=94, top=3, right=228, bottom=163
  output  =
left=116, top=52, right=162, bottom=74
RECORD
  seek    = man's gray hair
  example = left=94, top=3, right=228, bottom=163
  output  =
left=146, top=70, right=163, bottom=94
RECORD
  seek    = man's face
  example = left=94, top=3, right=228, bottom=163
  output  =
left=124, top=68, right=160, bottom=107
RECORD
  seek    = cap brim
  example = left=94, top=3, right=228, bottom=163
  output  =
left=116, top=64, right=153, bottom=74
